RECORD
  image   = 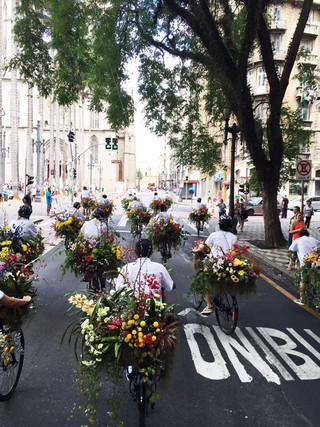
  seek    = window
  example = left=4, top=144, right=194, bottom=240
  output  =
left=300, top=105, right=310, bottom=121
left=272, top=5, right=281, bottom=27
left=256, top=67, right=267, bottom=94
left=247, top=69, right=253, bottom=90
left=90, top=110, right=99, bottom=129
left=255, top=102, right=266, bottom=121
left=301, top=38, right=313, bottom=53
left=92, top=143, right=98, bottom=164
left=307, top=11, right=313, bottom=24
left=271, top=34, right=281, bottom=53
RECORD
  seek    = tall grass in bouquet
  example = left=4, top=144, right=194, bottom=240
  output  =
left=65, top=287, right=179, bottom=424
left=145, top=218, right=187, bottom=251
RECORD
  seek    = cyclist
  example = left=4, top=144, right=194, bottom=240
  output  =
left=115, top=238, right=176, bottom=297
left=80, top=207, right=107, bottom=238
left=155, top=203, right=172, bottom=221
left=195, top=197, right=206, bottom=231
left=9, top=205, right=38, bottom=236
left=100, top=194, right=110, bottom=205
left=193, top=215, right=237, bottom=315
left=67, top=202, right=85, bottom=221
left=128, top=196, right=143, bottom=210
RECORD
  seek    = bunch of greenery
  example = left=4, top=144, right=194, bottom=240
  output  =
left=294, top=248, right=320, bottom=307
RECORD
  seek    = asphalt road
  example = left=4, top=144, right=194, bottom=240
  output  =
left=0, top=199, right=319, bottom=427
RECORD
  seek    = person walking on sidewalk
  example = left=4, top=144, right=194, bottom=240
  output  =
left=289, top=229, right=320, bottom=305
left=217, top=198, right=226, bottom=218
left=303, top=200, right=314, bottom=229
left=46, top=187, right=53, bottom=216
left=290, top=212, right=306, bottom=242
left=238, top=202, right=248, bottom=232
left=281, top=195, right=289, bottom=218
left=288, top=206, right=300, bottom=249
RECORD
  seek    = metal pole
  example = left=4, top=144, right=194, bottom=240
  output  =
left=2, top=129, right=5, bottom=186
left=301, top=180, right=305, bottom=213
left=229, top=124, right=237, bottom=219
left=35, top=120, right=42, bottom=201
left=89, top=145, right=93, bottom=192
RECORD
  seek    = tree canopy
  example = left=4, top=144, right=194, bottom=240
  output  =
left=10, top=0, right=315, bottom=245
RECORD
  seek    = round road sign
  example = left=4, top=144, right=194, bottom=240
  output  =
left=296, top=160, right=312, bottom=179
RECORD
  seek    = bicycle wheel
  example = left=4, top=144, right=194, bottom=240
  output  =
left=196, top=220, right=201, bottom=237
left=159, top=242, right=168, bottom=264
left=138, top=382, right=147, bottom=427
left=215, top=293, right=238, bottom=335
left=0, top=329, right=25, bottom=401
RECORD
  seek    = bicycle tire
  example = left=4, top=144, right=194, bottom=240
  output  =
left=196, top=220, right=201, bottom=237
left=215, top=293, right=238, bottom=335
left=0, top=329, right=25, bottom=401
left=159, top=242, right=168, bottom=264
left=138, top=382, right=147, bottom=427
left=192, top=270, right=204, bottom=310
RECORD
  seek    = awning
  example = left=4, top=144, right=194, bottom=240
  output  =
left=223, top=181, right=230, bottom=185
left=212, top=178, right=223, bottom=182
left=184, top=180, right=199, bottom=184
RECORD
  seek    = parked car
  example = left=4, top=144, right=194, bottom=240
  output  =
left=245, top=197, right=281, bottom=216
left=305, top=196, right=320, bottom=211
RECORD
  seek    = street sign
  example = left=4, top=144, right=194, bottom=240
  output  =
left=296, top=159, right=312, bottom=180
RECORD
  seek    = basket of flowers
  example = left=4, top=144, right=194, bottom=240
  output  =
left=62, top=233, right=123, bottom=282
left=190, top=244, right=260, bottom=297
left=192, top=239, right=211, bottom=270
left=149, top=199, right=162, bottom=212
left=295, top=247, right=320, bottom=306
left=146, top=218, right=187, bottom=251
left=97, top=200, right=115, bottom=220
left=121, top=197, right=132, bottom=211
left=53, top=215, right=84, bottom=242
left=81, top=197, right=98, bottom=214
left=188, top=207, right=211, bottom=223
left=162, top=196, right=173, bottom=209
left=66, top=287, right=179, bottom=423
left=126, top=207, right=152, bottom=233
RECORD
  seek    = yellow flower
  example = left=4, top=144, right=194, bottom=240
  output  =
left=140, top=320, right=146, bottom=327
left=137, top=327, right=142, bottom=331
left=22, top=244, right=28, bottom=252
left=151, top=336, right=157, bottom=342
left=132, top=330, right=137, bottom=335
left=153, top=321, right=159, bottom=327
left=4, top=347, right=9, bottom=353
left=156, top=328, right=160, bottom=333
left=122, top=322, right=126, bottom=329
left=127, top=334, right=132, bottom=340
left=233, top=258, right=242, bottom=267
left=138, top=332, right=143, bottom=337
left=1, top=241, right=12, bottom=246
left=10, top=346, right=15, bottom=353
left=134, top=314, right=139, bottom=320
left=238, top=270, right=245, bottom=276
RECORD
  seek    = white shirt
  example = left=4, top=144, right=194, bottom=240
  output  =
left=80, top=218, right=107, bottom=238
left=155, top=211, right=172, bottom=221
left=9, top=218, right=38, bottom=236
left=205, top=230, right=237, bottom=258
left=196, top=202, right=205, bottom=209
left=115, top=257, right=173, bottom=295
left=154, top=195, right=161, bottom=201
left=100, top=198, right=110, bottom=205
left=289, top=236, right=320, bottom=266
left=67, top=207, right=85, bottom=221
left=81, top=189, right=90, bottom=199
left=128, top=200, right=143, bottom=210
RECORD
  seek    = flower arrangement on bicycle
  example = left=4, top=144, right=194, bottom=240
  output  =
left=294, top=247, right=320, bottom=306
left=53, top=215, right=83, bottom=242
left=149, top=199, right=162, bottom=212
left=67, top=287, right=178, bottom=423
left=0, top=330, right=17, bottom=367
left=62, top=233, right=123, bottom=282
left=121, top=197, right=134, bottom=211
left=192, top=239, right=211, bottom=270
left=145, top=218, right=187, bottom=251
left=188, top=206, right=211, bottom=223
left=126, top=207, right=152, bottom=235
left=162, top=196, right=173, bottom=209
left=96, top=200, right=115, bottom=221
left=190, top=244, right=260, bottom=296
left=81, top=197, right=98, bottom=214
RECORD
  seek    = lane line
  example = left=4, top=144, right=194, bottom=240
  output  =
left=261, top=273, right=320, bottom=320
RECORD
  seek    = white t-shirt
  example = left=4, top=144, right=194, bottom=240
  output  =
left=81, top=189, right=90, bottom=199
left=115, top=257, right=173, bottom=295
left=155, top=211, right=172, bottom=221
left=67, top=207, right=85, bottom=221
left=100, top=198, right=110, bottom=205
left=80, top=219, right=107, bottom=238
left=196, top=202, right=205, bottom=209
left=9, top=218, right=38, bottom=236
left=289, top=236, right=320, bottom=266
left=205, top=230, right=237, bottom=258
left=128, top=200, right=143, bottom=210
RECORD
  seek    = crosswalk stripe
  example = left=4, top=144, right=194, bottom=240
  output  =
left=117, top=215, right=128, bottom=227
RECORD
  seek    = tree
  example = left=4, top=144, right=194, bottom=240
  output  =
left=9, top=0, right=314, bottom=246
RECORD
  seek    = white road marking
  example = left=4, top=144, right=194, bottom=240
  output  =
left=117, top=215, right=128, bottom=227
left=305, top=329, right=320, bottom=344
left=287, top=328, right=320, bottom=361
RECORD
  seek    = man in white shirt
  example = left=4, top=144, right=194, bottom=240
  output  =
left=100, top=194, right=110, bottom=205
left=154, top=192, right=161, bottom=201
left=116, top=239, right=175, bottom=297
left=67, top=202, right=86, bottom=221
left=289, top=229, right=320, bottom=305
left=81, top=186, right=91, bottom=200
left=80, top=207, right=107, bottom=238
left=193, top=215, right=237, bottom=314
left=9, top=205, right=38, bottom=237
left=155, top=204, right=172, bottom=221
left=196, top=197, right=205, bottom=209
left=128, top=196, right=143, bottom=210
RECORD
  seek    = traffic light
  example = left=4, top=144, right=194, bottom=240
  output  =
left=105, top=137, right=111, bottom=149
left=186, top=175, right=188, bottom=182
left=112, top=137, right=118, bottom=150
left=239, top=184, right=245, bottom=193
left=73, top=168, right=77, bottom=179
left=26, top=174, right=34, bottom=186
left=68, top=131, right=75, bottom=142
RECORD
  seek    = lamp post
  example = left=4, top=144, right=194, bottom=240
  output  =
left=223, top=107, right=240, bottom=231
left=2, top=128, right=6, bottom=186
left=33, top=119, right=43, bottom=202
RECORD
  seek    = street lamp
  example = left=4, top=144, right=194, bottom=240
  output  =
left=223, top=107, right=240, bottom=231
left=2, top=128, right=6, bottom=186
left=33, top=119, right=44, bottom=202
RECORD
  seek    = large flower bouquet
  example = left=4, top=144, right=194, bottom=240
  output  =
left=63, top=233, right=123, bottom=282
left=190, top=244, right=260, bottom=296
left=121, top=197, right=136, bottom=211
left=146, top=218, right=187, bottom=250
left=188, top=206, right=211, bottom=223
left=97, top=201, right=115, bottom=220
left=126, top=207, right=152, bottom=234
left=149, top=199, right=162, bottom=211
left=162, top=196, right=173, bottom=209
left=53, top=215, right=84, bottom=241
left=81, top=197, right=98, bottom=213
left=67, top=287, right=178, bottom=423
left=192, top=239, right=211, bottom=270
left=295, top=247, right=320, bottom=306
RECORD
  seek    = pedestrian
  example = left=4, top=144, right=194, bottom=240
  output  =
left=31, top=186, right=37, bottom=202
left=9, top=205, right=38, bottom=236
left=234, top=200, right=240, bottom=228
left=207, top=191, right=211, bottom=204
left=238, top=201, right=248, bottom=232
left=281, top=195, right=289, bottom=218
left=290, top=211, right=306, bottom=242
left=46, top=186, right=53, bottom=216
left=289, top=229, right=320, bottom=305
left=217, top=198, right=226, bottom=218
left=303, top=200, right=314, bottom=229
left=23, top=190, right=32, bottom=216
left=128, top=196, right=143, bottom=210
left=288, top=206, right=300, bottom=249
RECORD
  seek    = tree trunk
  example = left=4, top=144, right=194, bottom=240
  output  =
left=261, top=180, right=286, bottom=247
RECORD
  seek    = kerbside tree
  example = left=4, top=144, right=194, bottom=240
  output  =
left=10, top=0, right=314, bottom=246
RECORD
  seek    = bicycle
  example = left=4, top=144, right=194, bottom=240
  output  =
left=0, top=321, right=25, bottom=401
left=195, top=218, right=202, bottom=237
left=192, top=272, right=238, bottom=334
left=133, top=223, right=143, bottom=241
left=158, top=240, right=170, bottom=264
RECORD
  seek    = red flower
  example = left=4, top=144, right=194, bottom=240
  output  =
left=85, top=255, right=93, bottom=262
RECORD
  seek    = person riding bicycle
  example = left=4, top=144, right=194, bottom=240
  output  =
left=67, top=202, right=85, bottom=221
left=193, top=215, right=237, bottom=315
left=9, top=205, right=38, bottom=237
left=99, top=194, right=110, bottom=205
left=115, top=238, right=176, bottom=297
left=128, top=196, right=143, bottom=210
left=80, top=207, right=107, bottom=238
left=195, top=197, right=206, bottom=231
left=155, top=203, right=172, bottom=221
